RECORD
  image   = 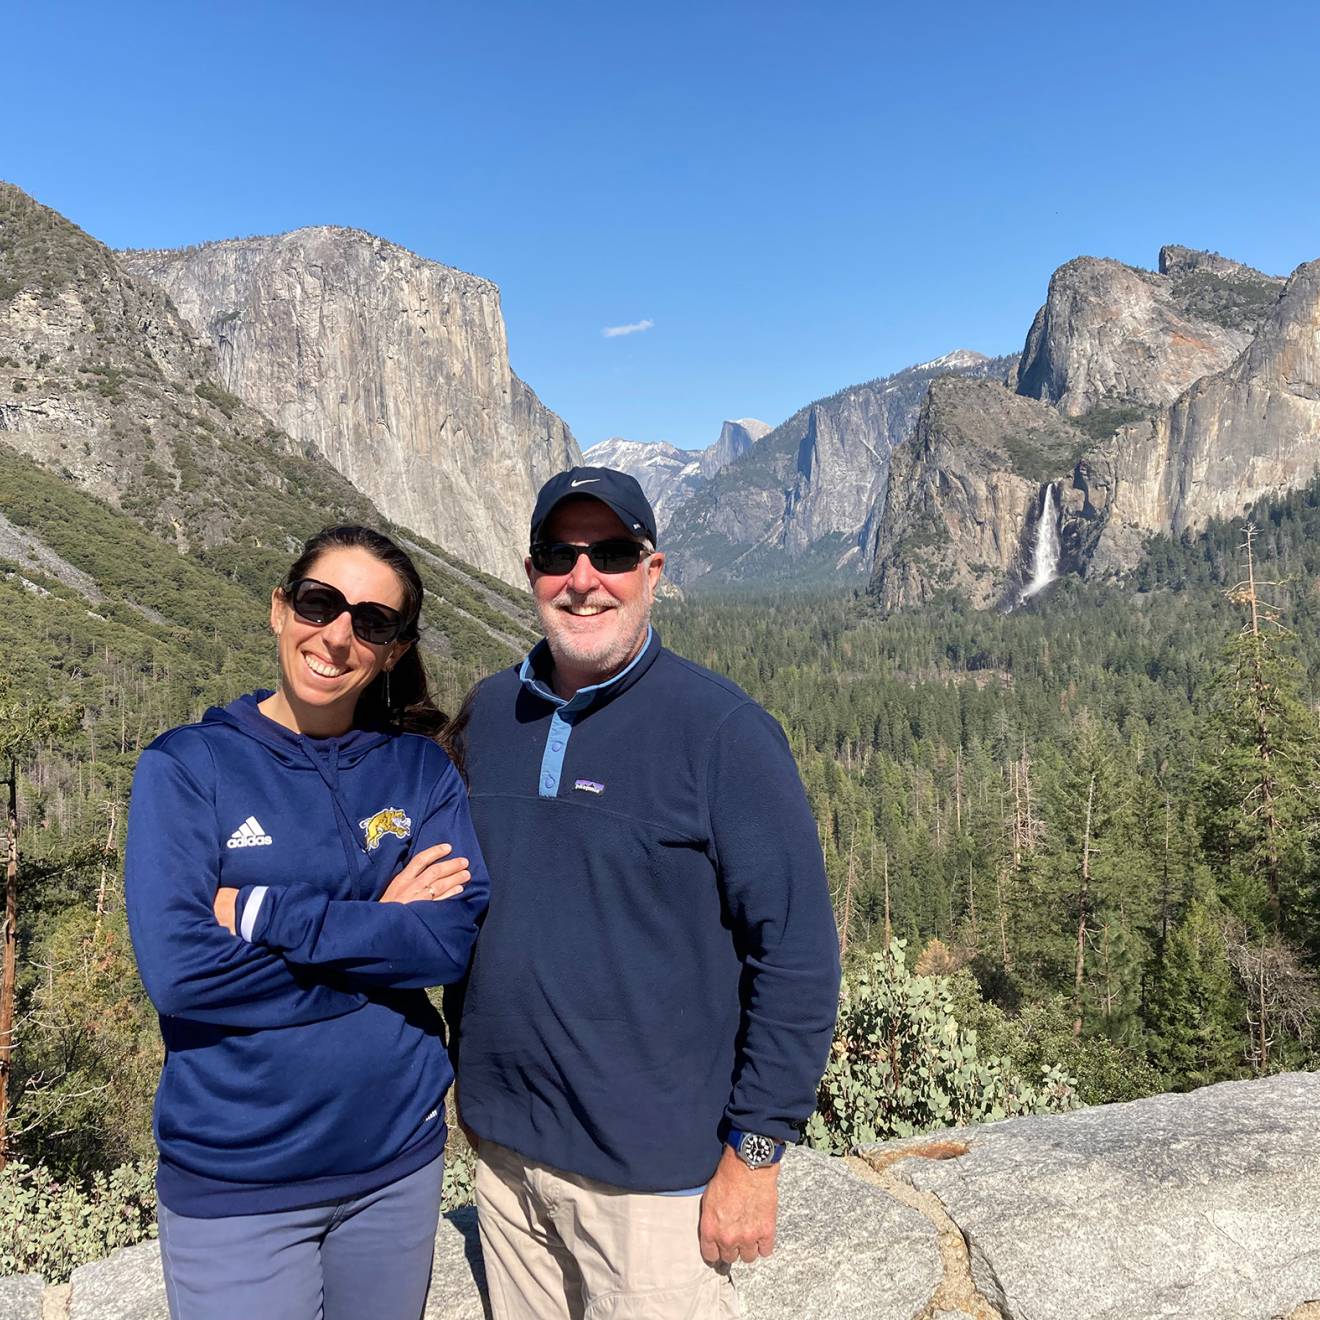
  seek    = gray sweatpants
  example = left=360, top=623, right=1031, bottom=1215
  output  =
left=157, top=1156, right=444, bottom=1320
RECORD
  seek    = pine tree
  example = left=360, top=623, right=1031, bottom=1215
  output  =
left=1201, top=527, right=1319, bottom=945
left=1144, top=901, right=1240, bottom=1087
left=0, top=680, right=81, bottom=1167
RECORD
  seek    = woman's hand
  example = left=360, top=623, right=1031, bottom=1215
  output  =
left=379, top=843, right=471, bottom=905
left=214, top=888, right=238, bottom=934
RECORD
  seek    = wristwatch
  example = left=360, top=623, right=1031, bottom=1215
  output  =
left=726, top=1129, right=786, bottom=1169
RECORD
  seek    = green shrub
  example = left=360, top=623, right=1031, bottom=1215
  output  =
left=804, top=942, right=1078, bottom=1152
left=951, top=979, right=1164, bottom=1106
left=0, top=1158, right=156, bottom=1283
left=442, top=1145, right=476, bottom=1210
left=195, top=379, right=242, bottom=418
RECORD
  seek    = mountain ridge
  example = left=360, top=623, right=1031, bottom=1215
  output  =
left=660, top=350, right=1014, bottom=588
left=582, top=417, right=770, bottom=532
left=869, top=245, right=1317, bottom=613
left=118, top=225, right=580, bottom=585
left=0, top=181, right=536, bottom=693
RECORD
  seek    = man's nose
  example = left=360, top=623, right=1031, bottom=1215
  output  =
left=567, top=549, right=598, bottom=593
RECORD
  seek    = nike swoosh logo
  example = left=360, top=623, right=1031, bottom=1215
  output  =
left=570, top=478, right=600, bottom=487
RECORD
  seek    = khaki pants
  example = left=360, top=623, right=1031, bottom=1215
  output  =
left=475, top=1140, right=741, bottom=1320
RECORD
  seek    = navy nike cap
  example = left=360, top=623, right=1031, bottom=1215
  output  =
left=529, top=467, right=658, bottom=545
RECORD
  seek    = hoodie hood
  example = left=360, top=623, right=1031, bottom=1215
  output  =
left=202, top=692, right=392, bottom=769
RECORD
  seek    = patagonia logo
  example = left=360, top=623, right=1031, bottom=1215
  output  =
left=359, top=807, right=412, bottom=851
left=574, top=779, right=605, bottom=795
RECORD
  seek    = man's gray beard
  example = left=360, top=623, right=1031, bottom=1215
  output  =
left=536, top=595, right=652, bottom=680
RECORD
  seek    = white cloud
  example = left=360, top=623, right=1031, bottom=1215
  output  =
left=602, top=319, right=654, bottom=339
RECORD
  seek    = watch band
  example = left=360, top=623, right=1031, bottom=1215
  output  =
left=726, top=1129, right=786, bottom=1168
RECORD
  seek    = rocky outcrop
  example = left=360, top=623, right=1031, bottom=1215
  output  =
left=0, top=1275, right=42, bottom=1320
left=119, top=229, right=579, bottom=585
left=1158, top=244, right=1290, bottom=331
left=0, top=184, right=378, bottom=553
left=583, top=419, right=770, bottom=534
left=699, top=417, right=771, bottom=478
left=1012, top=250, right=1281, bottom=419
left=663, top=351, right=1012, bottom=587
left=0, top=184, right=537, bottom=668
left=34, top=1075, right=1320, bottom=1320
left=0, top=511, right=103, bottom=602
left=870, top=378, right=1086, bottom=610
left=867, top=247, right=1307, bottom=611
left=1084, top=258, right=1320, bottom=572
left=880, top=1071, right=1320, bottom=1320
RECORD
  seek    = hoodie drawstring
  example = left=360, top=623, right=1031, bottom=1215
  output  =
left=299, top=741, right=374, bottom=898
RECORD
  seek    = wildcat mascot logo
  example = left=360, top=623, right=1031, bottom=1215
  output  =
left=360, top=807, right=412, bottom=852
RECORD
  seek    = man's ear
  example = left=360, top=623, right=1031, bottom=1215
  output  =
left=646, top=551, right=666, bottom=591
left=525, top=555, right=535, bottom=587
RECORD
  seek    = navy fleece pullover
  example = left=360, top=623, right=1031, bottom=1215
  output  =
left=125, top=694, right=490, bottom=1216
left=453, top=630, right=840, bottom=1192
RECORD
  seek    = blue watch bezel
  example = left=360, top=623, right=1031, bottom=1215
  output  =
left=726, top=1129, right=786, bottom=1167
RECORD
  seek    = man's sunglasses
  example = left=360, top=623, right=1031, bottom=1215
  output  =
left=529, top=539, right=650, bottom=575
left=284, top=578, right=410, bottom=645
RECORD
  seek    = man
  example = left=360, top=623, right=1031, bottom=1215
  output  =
left=452, top=466, right=840, bottom=1318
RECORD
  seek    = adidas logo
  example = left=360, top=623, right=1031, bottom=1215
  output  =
left=226, top=816, right=273, bottom=849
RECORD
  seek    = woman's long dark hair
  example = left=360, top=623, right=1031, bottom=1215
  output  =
left=279, top=525, right=463, bottom=769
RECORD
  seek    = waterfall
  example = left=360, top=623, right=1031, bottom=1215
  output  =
left=1020, top=483, right=1060, bottom=602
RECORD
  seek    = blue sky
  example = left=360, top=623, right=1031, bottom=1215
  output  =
left=7, top=1, right=1318, bottom=450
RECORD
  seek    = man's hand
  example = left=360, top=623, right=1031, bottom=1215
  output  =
left=698, top=1145, right=780, bottom=1265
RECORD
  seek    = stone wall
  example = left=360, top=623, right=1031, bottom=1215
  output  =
left=5, top=1074, right=1318, bottom=1320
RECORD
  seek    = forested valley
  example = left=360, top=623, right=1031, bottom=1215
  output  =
left=659, top=480, right=1320, bottom=1110
left=3, top=457, right=1320, bottom=1271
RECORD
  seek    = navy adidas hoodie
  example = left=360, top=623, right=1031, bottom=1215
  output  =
left=125, top=693, right=490, bottom=1216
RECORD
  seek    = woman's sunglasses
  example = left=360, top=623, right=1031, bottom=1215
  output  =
left=284, top=578, right=409, bottom=645
left=529, top=539, right=650, bottom=575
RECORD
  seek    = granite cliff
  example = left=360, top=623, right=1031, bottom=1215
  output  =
left=1011, top=246, right=1282, bottom=418
left=1081, top=257, right=1320, bottom=573
left=582, top=418, right=769, bottom=533
left=0, top=182, right=537, bottom=671
left=661, top=351, right=1013, bottom=588
left=118, top=229, right=579, bottom=585
left=0, top=185, right=373, bottom=553
left=700, top=417, right=771, bottom=477
left=870, top=378, right=1087, bottom=611
left=870, top=246, right=1316, bottom=613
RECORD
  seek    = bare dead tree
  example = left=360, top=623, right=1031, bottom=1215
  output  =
left=1223, top=917, right=1318, bottom=1073
left=1072, top=772, right=1097, bottom=1038
left=838, top=822, right=857, bottom=961
left=882, top=847, right=892, bottom=954
left=1224, top=524, right=1290, bottom=928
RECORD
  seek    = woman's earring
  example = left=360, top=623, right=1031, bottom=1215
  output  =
left=384, top=668, right=392, bottom=710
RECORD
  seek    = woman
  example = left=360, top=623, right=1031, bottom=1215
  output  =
left=125, top=525, right=490, bottom=1320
